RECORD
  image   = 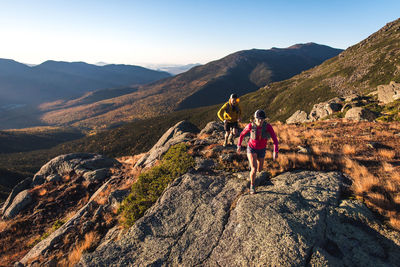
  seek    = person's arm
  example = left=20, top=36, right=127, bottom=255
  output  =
left=267, top=124, right=279, bottom=159
left=217, top=103, right=227, bottom=122
left=236, top=123, right=251, bottom=153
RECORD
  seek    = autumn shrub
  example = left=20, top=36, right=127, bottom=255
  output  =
left=118, top=143, right=195, bottom=227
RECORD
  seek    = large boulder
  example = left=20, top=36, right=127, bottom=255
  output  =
left=199, top=121, right=224, bottom=135
left=134, top=120, right=199, bottom=168
left=345, top=107, right=376, bottom=121
left=1, top=177, right=32, bottom=216
left=309, top=101, right=342, bottom=121
left=32, top=153, right=120, bottom=186
left=286, top=110, right=309, bottom=124
left=377, top=81, right=400, bottom=104
left=2, top=189, right=32, bottom=219
left=79, top=170, right=400, bottom=266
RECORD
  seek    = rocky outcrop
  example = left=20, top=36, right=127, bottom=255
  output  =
left=308, top=98, right=343, bottom=121
left=345, top=107, right=377, bottom=121
left=2, top=189, right=32, bottom=220
left=1, top=154, right=121, bottom=221
left=286, top=98, right=343, bottom=124
left=134, top=120, right=199, bottom=169
left=79, top=170, right=400, bottom=266
left=1, top=177, right=32, bottom=215
left=378, top=81, right=400, bottom=104
left=286, top=93, right=383, bottom=124
left=20, top=177, right=122, bottom=264
left=32, top=153, right=120, bottom=186
left=286, top=110, right=309, bottom=124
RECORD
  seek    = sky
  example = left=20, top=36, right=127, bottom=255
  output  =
left=0, top=0, right=399, bottom=66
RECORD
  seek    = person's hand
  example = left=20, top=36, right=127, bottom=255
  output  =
left=273, top=151, right=278, bottom=161
left=238, top=118, right=241, bottom=123
left=236, top=146, right=241, bottom=154
left=223, top=120, right=226, bottom=124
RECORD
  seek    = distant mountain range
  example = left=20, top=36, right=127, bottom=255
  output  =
left=0, top=60, right=171, bottom=106
left=145, top=63, right=201, bottom=75
left=36, top=43, right=342, bottom=130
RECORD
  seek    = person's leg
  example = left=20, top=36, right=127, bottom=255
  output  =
left=232, top=126, right=237, bottom=137
left=223, top=131, right=229, bottom=146
left=223, top=121, right=230, bottom=146
left=256, top=157, right=265, bottom=172
left=228, top=129, right=234, bottom=145
left=229, top=124, right=238, bottom=145
left=247, top=152, right=258, bottom=192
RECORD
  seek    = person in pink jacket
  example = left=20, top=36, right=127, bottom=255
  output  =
left=237, top=110, right=279, bottom=194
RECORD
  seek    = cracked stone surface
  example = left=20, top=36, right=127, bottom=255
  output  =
left=79, top=170, right=400, bottom=266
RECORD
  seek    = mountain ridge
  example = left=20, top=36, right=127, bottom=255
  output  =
left=0, top=59, right=171, bottom=106
left=235, top=17, right=400, bottom=123
left=37, top=43, right=342, bottom=130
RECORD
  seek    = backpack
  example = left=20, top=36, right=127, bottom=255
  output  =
left=250, top=122, right=270, bottom=140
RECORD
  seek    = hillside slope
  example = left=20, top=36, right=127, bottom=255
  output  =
left=238, top=18, right=400, bottom=122
left=39, top=43, right=342, bottom=129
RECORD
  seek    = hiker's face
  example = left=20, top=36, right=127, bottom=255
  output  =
left=255, top=117, right=264, bottom=125
left=229, top=98, right=237, bottom=105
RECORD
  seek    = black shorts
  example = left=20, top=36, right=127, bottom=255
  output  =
left=247, top=145, right=266, bottom=159
left=224, top=121, right=239, bottom=132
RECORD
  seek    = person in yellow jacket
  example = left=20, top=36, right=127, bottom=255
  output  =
left=217, top=94, right=242, bottom=146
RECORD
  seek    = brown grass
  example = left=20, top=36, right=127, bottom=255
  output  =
left=0, top=221, right=8, bottom=232
left=385, top=180, right=399, bottom=193
left=259, top=121, right=400, bottom=232
left=343, top=144, right=357, bottom=155
left=93, top=185, right=112, bottom=205
left=66, top=232, right=100, bottom=266
left=197, top=133, right=211, bottom=140
left=389, top=216, right=400, bottom=231
left=393, top=172, right=400, bottom=182
left=378, top=149, right=396, bottom=159
left=382, top=162, right=395, bottom=172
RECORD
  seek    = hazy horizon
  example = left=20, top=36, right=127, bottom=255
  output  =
left=0, top=0, right=399, bottom=65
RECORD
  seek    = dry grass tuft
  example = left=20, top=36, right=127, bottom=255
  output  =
left=343, top=144, right=357, bottom=155
left=277, top=154, right=290, bottom=171
left=197, top=133, right=211, bottom=140
left=38, top=188, right=47, bottom=196
left=0, top=221, right=8, bottom=232
left=93, top=185, right=112, bottom=205
left=279, top=143, right=291, bottom=151
left=67, top=232, right=100, bottom=266
left=378, top=149, right=396, bottom=159
left=393, top=172, right=400, bottom=182
left=288, top=135, right=302, bottom=146
left=382, top=162, right=395, bottom=172
left=389, top=216, right=400, bottom=231
left=385, top=180, right=399, bottom=193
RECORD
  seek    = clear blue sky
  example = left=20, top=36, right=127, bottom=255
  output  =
left=0, top=0, right=399, bottom=66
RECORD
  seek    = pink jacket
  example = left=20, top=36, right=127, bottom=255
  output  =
left=237, top=123, right=279, bottom=152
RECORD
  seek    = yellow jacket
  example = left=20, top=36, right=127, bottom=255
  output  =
left=217, top=102, right=242, bottom=122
